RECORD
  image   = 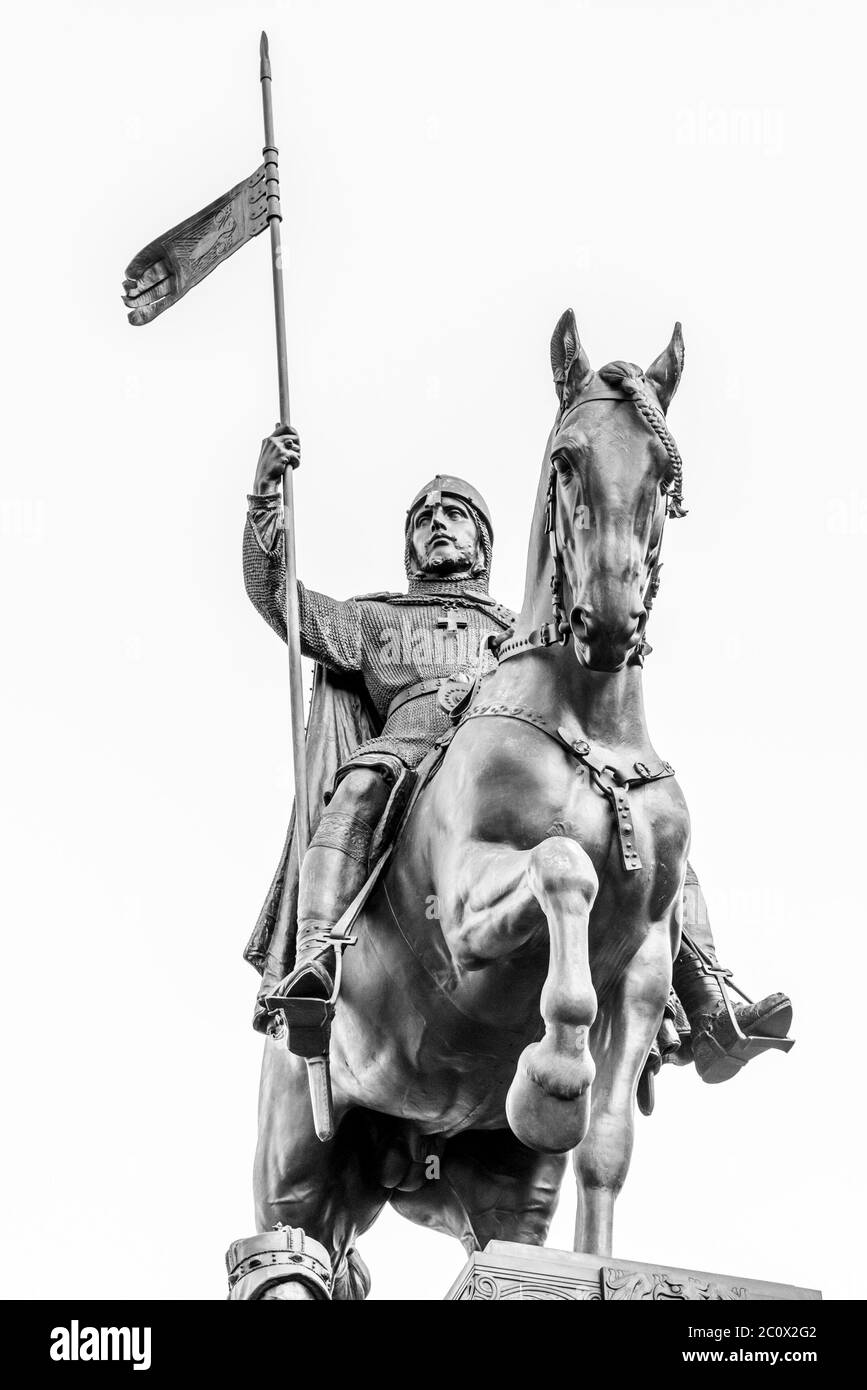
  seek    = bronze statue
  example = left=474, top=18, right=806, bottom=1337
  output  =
left=116, top=32, right=794, bottom=1306
left=227, top=312, right=794, bottom=1300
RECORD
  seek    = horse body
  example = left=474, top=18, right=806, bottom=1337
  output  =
left=254, top=314, right=693, bottom=1291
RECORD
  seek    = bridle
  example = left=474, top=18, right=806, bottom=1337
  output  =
left=496, top=370, right=687, bottom=667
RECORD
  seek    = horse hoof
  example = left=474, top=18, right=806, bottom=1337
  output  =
left=505, top=1041, right=594, bottom=1153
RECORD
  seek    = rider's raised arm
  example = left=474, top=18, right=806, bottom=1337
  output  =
left=242, top=428, right=363, bottom=673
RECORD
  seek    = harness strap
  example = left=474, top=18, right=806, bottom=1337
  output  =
left=558, top=387, right=632, bottom=419
left=495, top=626, right=560, bottom=664
left=386, top=678, right=444, bottom=720
left=386, top=624, right=504, bottom=721
left=455, top=702, right=674, bottom=874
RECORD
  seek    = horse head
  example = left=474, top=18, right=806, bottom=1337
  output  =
left=537, top=309, right=686, bottom=672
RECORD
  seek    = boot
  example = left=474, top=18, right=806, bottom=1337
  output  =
left=674, top=864, right=794, bottom=1084
left=270, top=769, right=392, bottom=1017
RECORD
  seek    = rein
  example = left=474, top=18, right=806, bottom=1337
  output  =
left=496, top=372, right=685, bottom=668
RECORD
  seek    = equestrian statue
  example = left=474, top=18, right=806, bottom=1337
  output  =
left=226, top=311, right=794, bottom=1301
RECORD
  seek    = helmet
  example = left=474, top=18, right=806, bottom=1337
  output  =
left=405, top=475, right=494, bottom=540
left=404, top=475, right=494, bottom=583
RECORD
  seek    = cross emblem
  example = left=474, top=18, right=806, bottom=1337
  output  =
left=436, top=606, right=468, bottom=658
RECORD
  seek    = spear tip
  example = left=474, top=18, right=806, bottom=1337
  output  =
left=259, top=31, right=271, bottom=79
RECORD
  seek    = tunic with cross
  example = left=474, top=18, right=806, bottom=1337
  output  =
left=243, top=492, right=516, bottom=773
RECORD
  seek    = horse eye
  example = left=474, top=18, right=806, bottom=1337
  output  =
left=552, top=450, right=574, bottom=476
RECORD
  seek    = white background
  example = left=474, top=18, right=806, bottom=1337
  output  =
left=1, top=0, right=864, bottom=1300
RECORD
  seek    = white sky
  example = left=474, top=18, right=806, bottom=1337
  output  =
left=1, top=0, right=864, bottom=1300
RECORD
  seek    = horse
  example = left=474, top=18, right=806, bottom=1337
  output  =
left=250, top=310, right=692, bottom=1300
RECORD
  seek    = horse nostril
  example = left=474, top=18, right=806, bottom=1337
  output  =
left=570, top=606, right=591, bottom=640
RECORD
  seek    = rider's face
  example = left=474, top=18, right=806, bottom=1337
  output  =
left=410, top=498, right=480, bottom=576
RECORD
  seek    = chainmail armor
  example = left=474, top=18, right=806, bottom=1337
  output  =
left=243, top=494, right=515, bottom=770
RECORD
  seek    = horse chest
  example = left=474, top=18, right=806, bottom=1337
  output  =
left=552, top=772, right=614, bottom=857
left=552, top=770, right=687, bottom=910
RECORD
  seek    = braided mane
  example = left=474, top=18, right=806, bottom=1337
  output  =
left=596, top=361, right=688, bottom=518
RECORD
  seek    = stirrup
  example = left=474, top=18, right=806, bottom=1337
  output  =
left=265, top=931, right=355, bottom=1040
left=277, top=955, right=337, bottom=1010
left=264, top=938, right=356, bottom=1144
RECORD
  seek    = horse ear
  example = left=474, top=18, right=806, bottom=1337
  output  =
left=551, top=308, right=593, bottom=408
left=646, top=322, right=685, bottom=413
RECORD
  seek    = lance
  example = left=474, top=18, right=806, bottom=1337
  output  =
left=260, top=33, right=330, bottom=1139
left=260, top=32, right=310, bottom=863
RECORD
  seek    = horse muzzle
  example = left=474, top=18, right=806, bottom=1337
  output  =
left=569, top=604, right=646, bottom=672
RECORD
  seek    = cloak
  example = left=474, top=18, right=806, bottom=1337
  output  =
left=243, top=663, right=382, bottom=1033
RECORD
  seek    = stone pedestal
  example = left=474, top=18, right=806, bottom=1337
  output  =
left=445, top=1241, right=821, bottom=1301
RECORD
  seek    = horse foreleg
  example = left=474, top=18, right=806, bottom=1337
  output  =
left=506, top=836, right=599, bottom=1154
left=573, top=923, right=673, bottom=1255
left=445, top=835, right=599, bottom=1154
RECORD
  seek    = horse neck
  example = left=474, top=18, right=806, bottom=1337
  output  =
left=516, top=439, right=555, bottom=637
left=492, top=643, right=651, bottom=750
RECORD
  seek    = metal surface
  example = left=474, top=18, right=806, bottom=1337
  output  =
left=110, top=40, right=797, bottom=1302
left=122, top=167, right=269, bottom=324
left=259, top=31, right=310, bottom=858
left=236, top=315, right=696, bottom=1295
left=406, top=475, right=495, bottom=540
left=232, top=311, right=794, bottom=1300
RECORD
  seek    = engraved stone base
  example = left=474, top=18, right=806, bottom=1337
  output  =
left=445, top=1241, right=821, bottom=1301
